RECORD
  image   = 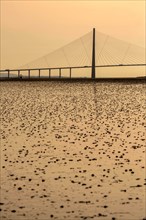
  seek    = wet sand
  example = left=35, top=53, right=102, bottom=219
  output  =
left=0, top=81, right=146, bottom=220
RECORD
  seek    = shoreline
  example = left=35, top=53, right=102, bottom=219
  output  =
left=0, top=77, right=145, bottom=82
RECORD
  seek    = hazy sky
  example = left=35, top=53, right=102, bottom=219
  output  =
left=1, top=0, right=145, bottom=69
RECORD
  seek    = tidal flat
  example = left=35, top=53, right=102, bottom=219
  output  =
left=0, top=81, right=146, bottom=220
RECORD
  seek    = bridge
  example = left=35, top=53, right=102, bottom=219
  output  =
left=0, top=28, right=145, bottom=79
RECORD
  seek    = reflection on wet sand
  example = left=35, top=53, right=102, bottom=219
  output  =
left=1, top=81, right=146, bottom=220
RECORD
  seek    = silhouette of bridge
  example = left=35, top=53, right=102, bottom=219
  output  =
left=0, top=28, right=145, bottom=80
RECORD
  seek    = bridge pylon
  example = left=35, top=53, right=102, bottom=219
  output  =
left=91, top=28, right=96, bottom=79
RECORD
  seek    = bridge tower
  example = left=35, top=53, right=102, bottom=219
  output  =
left=91, top=28, right=96, bottom=79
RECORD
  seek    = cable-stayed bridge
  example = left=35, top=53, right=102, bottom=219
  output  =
left=0, top=28, right=145, bottom=79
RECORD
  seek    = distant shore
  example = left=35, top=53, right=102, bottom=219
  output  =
left=0, top=77, right=145, bottom=82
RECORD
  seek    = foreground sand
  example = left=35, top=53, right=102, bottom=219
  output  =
left=0, top=81, right=146, bottom=220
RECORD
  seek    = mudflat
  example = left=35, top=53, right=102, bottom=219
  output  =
left=1, top=81, right=145, bottom=220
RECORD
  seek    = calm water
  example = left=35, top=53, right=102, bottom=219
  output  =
left=1, top=81, right=146, bottom=220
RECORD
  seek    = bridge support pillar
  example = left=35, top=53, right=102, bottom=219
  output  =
left=18, top=70, right=20, bottom=78
left=28, top=70, right=30, bottom=78
left=49, top=69, right=51, bottom=78
left=91, top=28, right=96, bottom=79
left=59, top=68, right=61, bottom=78
left=70, top=68, right=72, bottom=78
left=8, top=70, right=10, bottom=78
left=39, top=69, right=41, bottom=78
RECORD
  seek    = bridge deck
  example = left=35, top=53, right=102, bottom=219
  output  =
left=0, top=64, right=145, bottom=80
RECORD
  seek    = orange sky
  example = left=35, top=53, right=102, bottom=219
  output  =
left=1, top=0, right=145, bottom=69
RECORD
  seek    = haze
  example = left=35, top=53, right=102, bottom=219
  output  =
left=1, top=0, right=145, bottom=69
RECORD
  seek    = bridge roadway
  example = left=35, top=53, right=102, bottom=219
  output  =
left=0, top=63, right=146, bottom=80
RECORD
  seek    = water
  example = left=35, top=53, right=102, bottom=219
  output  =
left=0, top=81, right=145, bottom=220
